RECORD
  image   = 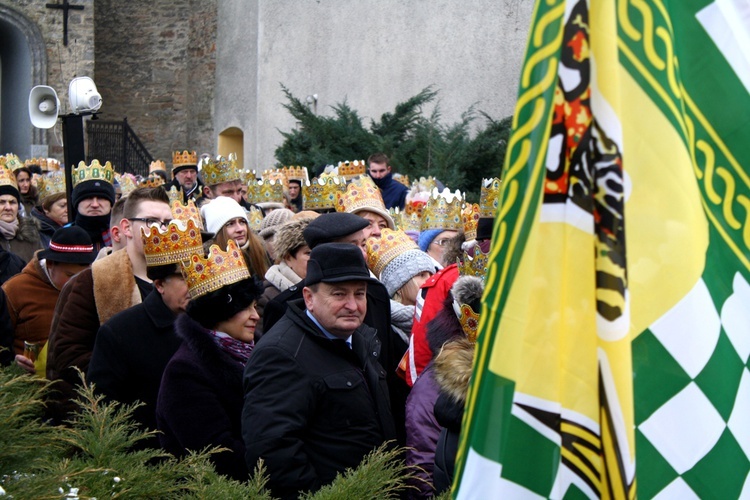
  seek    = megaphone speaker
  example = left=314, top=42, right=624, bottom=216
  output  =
left=29, top=85, right=60, bottom=129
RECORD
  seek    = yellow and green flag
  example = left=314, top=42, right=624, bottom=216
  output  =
left=455, top=0, right=750, bottom=497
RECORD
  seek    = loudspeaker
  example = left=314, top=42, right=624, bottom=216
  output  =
left=28, top=85, right=60, bottom=129
left=68, top=77, right=102, bottom=114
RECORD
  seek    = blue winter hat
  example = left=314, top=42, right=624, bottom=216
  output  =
left=418, top=229, right=443, bottom=252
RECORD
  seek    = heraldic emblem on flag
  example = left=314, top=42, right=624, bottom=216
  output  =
left=454, top=0, right=750, bottom=498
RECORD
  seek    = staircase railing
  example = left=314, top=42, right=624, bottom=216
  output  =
left=86, top=117, right=153, bottom=176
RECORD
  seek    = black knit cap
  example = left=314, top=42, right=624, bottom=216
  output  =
left=0, top=184, right=20, bottom=202
left=305, top=243, right=380, bottom=287
left=72, top=179, right=116, bottom=209
left=172, top=164, right=198, bottom=175
left=302, top=212, right=369, bottom=249
left=38, top=226, right=96, bottom=265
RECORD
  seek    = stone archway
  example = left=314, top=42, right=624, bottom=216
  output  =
left=0, top=5, right=48, bottom=155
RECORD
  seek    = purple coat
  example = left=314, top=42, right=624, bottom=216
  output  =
left=405, top=362, right=441, bottom=498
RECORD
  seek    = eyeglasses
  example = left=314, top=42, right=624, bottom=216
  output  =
left=431, top=238, right=451, bottom=247
left=128, top=217, right=173, bottom=228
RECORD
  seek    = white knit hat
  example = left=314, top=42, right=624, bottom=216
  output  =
left=380, top=248, right=435, bottom=297
left=200, top=196, right=248, bottom=235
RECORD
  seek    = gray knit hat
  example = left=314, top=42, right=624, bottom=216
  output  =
left=259, top=208, right=294, bottom=238
left=380, top=248, right=435, bottom=297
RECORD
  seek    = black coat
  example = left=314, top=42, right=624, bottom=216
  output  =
left=0, top=246, right=25, bottom=286
left=242, top=300, right=397, bottom=500
left=87, top=291, right=182, bottom=441
left=0, top=289, right=14, bottom=366
left=156, top=313, right=248, bottom=481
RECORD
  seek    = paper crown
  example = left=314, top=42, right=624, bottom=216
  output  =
left=247, top=178, right=285, bottom=204
left=170, top=199, right=203, bottom=230
left=173, top=150, right=198, bottom=168
left=462, top=203, right=480, bottom=241
left=0, top=164, right=19, bottom=192
left=199, top=153, right=241, bottom=186
left=303, top=176, right=347, bottom=211
left=283, top=166, right=308, bottom=182
left=480, top=177, right=502, bottom=219
left=37, top=171, right=66, bottom=201
left=414, top=176, right=439, bottom=191
left=0, top=154, right=24, bottom=172
left=166, top=185, right=183, bottom=203
left=401, top=210, right=422, bottom=233
left=46, top=158, right=61, bottom=172
left=366, top=228, right=419, bottom=277
left=247, top=205, right=263, bottom=232
left=451, top=275, right=485, bottom=343
left=394, top=174, right=410, bottom=187
left=141, top=219, right=204, bottom=267
left=458, top=301, right=481, bottom=343
left=388, top=208, right=402, bottom=230
left=180, top=240, right=250, bottom=299
left=116, top=173, right=137, bottom=197
left=25, top=157, right=48, bottom=169
left=458, top=244, right=490, bottom=279
left=72, top=159, right=115, bottom=188
left=336, top=160, right=366, bottom=180
left=261, top=169, right=288, bottom=190
left=139, top=174, right=165, bottom=188
left=149, top=160, right=166, bottom=173
left=336, top=175, right=387, bottom=214
left=421, top=188, right=463, bottom=231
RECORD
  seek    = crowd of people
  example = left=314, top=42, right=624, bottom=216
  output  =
left=0, top=149, right=498, bottom=499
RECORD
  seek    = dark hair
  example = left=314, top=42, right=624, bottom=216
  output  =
left=367, top=153, right=390, bottom=166
left=13, top=167, right=38, bottom=198
left=122, top=187, right=170, bottom=219
left=147, top=263, right=179, bottom=281
left=187, top=276, right=263, bottom=329
left=109, top=196, right=127, bottom=229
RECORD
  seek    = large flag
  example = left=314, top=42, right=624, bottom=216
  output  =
left=454, top=0, right=750, bottom=498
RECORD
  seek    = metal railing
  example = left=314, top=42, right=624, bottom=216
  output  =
left=86, top=117, right=153, bottom=176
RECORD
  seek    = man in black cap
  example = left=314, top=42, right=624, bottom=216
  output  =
left=71, top=168, right=116, bottom=252
left=243, top=243, right=396, bottom=499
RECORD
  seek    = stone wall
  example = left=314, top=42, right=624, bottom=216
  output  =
left=94, top=0, right=217, bottom=169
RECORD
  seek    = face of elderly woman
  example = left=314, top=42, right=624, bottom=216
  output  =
left=0, top=195, right=19, bottom=223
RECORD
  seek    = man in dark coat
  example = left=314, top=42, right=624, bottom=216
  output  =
left=242, top=243, right=396, bottom=499
left=367, top=152, right=408, bottom=210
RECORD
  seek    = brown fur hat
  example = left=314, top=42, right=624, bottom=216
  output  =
left=274, top=217, right=314, bottom=261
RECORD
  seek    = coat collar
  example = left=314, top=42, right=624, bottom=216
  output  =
left=143, top=290, right=177, bottom=330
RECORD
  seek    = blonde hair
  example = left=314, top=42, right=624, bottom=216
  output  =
left=393, top=276, right=423, bottom=306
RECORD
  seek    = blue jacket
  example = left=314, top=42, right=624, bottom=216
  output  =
left=372, top=173, right=408, bottom=209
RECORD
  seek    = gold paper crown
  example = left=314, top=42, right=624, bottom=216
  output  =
left=141, top=219, right=204, bottom=267
left=166, top=185, right=183, bottom=203
left=25, top=157, right=48, bottom=169
left=421, top=188, right=463, bottom=231
left=462, top=203, right=480, bottom=241
left=72, top=159, right=115, bottom=187
left=247, top=179, right=285, bottom=204
left=47, top=158, right=61, bottom=171
left=170, top=199, right=203, bottom=230
left=413, top=176, right=438, bottom=191
left=116, top=173, right=138, bottom=197
left=199, top=153, right=241, bottom=186
left=337, top=160, right=366, bottom=180
left=458, top=302, right=481, bottom=343
left=261, top=169, right=289, bottom=190
left=173, top=150, right=198, bottom=168
left=247, top=205, right=263, bottom=232
left=303, top=176, right=347, bottom=211
left=0, top=164, right=19, bottom=192
left=366, top=228, right=419, bottom=277
left=336, top=175, right=386, bottom=214
left=0, top=154, right=24, bottom=172
left=458, top=244, right=490, bottom=279
left=393, top=174, right=410, bottom=187
left=139, top=174, right=166, bottom=188
left=180, top=240, right=250, bottom=299
left=402, top=211, right=421, bottom=233
left=149, top=160, right=166, bottom=173
left=37, top=171, right=66, bottom=201
left=389, top=207, right=402, bottom=230
left=480, top=177, right=502, bottom=219
left=283, top=166, right=308, bottom=182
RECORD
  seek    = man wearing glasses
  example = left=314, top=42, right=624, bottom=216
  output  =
left=46, top=187, right=172, bottom=423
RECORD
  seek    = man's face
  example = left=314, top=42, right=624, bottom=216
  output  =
left=156, top=273, right=191, bottom=314
left=333, top=229, right=367, bottom=259
left=174, top=168, right=198, bottom=190
left=288, top=182, right=301, bottom=200
left=359, top=211, right=388, bottom=238
left=303, top=281, right=367, bottom=339
left=368, top=161, right=390, bottom=179
left=207, top=180, right=243, bottom=203
left=47, top=261, right=89, bottom=290
left=77, top=196, right=112, bottom=216
left=125, top=200, right=173, bottom=256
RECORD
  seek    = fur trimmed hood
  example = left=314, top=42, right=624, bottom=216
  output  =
left=16, top=216, right=41, bottom=243
left=273, top=217, right=312, bottom=261
left=432, top=337, right=475, bottom=406
left=91, top=248, right=140, bottom=325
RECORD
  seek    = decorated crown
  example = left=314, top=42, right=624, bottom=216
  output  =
left=37, top=171, right=66, bottom=201
left=166, top=185, right=183, bottom=203
left=0, top=154, right=24, bottom=172
left=336, top=175, right=386, bottom=214
left=414, top=176, right=439, bottom=191
left=199, top=153, right=241, bottom=186
left=402, top=211, right=422, bottom=233
left=139, top=174, right=165, bottom=188
left=46, top=158, right=61, bottom=172
left=451, top=275, right=485, bottom=343
left=457, top=244, right=490, bottom=279
left=247, top=178, right=285, bottom=204
left=261, top=169, right=289, bottom=190
left=421, top=188, right=463, bottom=231
left=180, top=240, right=250, bottom=299
left=0, top=164, right=19, bottom=192
left=366, top=228, right=419, bottom=277
left=25, top=157, right=48, bottom=169
left=247, top=205, right=263, bottom=232
left=173, top=150, right=198, bottom=168
left=303, top=176, right=347, bottom=211
left=394, top=174, right=410, bottom=187
left=462, top=203, right=480, bottom=241
left=116, top=173, right=137, bottom=197
left=149, top=160, right=166, bottom=173
left=337, top=160, right=366, bottom=180
left=480, top=177, right=502, bottom=219
left=72, top=159, right=115, bottom=188
left=388, top=208, right=402, bottom=230
left=283, top=166, right=308, bottom=182
left=141, top=219, right=204, bottom=267
left=170, top=199, right=203, bottom=229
